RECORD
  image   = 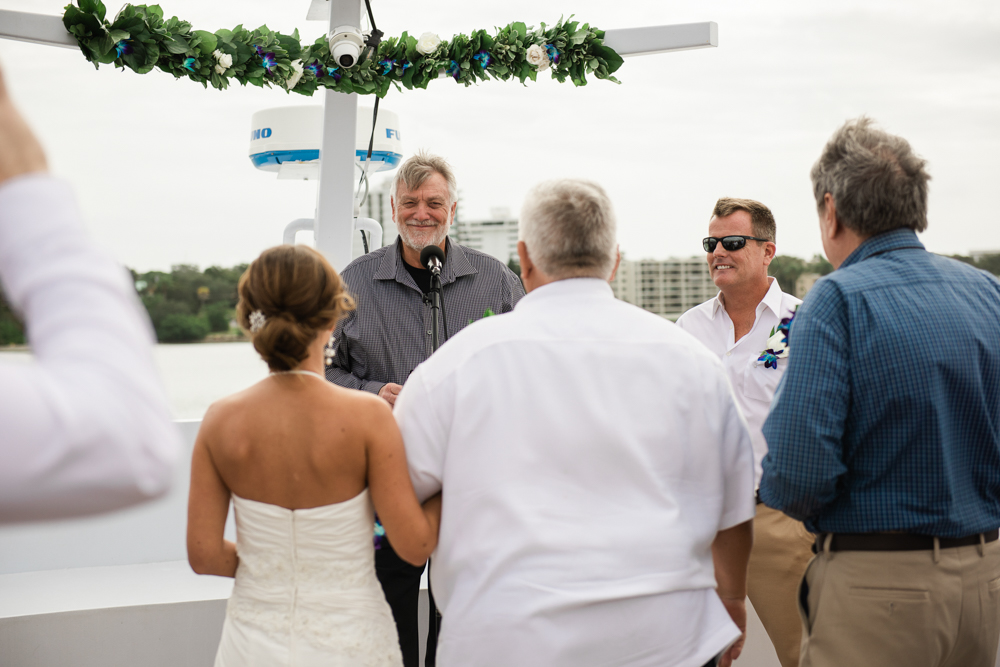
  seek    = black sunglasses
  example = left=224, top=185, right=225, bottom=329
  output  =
left=702, top=235, right=770, bottom=253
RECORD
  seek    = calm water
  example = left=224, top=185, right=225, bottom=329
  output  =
left=0, top=342, right=269, bottom=420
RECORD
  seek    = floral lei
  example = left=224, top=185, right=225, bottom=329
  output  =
left=756, top=306, right=798, bottom=370
left=62, top=1, right=625, bottom=97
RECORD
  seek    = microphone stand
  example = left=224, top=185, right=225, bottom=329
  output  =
left=423, top=252, right=444, bottom=353
left=428, top=271, right=442, bottom=352
left=419, top=248, right=445, bottom=665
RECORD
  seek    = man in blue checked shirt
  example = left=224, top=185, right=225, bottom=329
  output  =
left=759, top=117, right=1000, bottom=667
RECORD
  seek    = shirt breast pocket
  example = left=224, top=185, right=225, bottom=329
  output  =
left=743, top=356, right=783, bottom=403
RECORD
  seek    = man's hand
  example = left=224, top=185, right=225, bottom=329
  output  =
left=378, top=382, right=403, bottom=407
left=711, top=519, right=753, bottom=667
left=0, top=63, right=48, bottom=185
left=717, top=596, right=746, bottom=667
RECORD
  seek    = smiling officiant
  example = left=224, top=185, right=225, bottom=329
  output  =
left=325, top=151, right=524, bottom=666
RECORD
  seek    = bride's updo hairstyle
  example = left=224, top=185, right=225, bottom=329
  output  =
left=236, top=245, right=354, bottom=372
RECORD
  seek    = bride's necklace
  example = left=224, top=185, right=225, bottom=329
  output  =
left=271, top=370, right=325, bottom=380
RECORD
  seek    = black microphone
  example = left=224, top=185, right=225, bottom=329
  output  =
left=420, top=245, right=445, bottom=276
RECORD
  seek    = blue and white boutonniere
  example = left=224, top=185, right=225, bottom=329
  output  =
left=756, top=306, right=798, bottom=370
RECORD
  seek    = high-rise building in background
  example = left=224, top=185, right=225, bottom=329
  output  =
left=451, top=207, right=519, bottom=264
left=611, top=256, right=716, bottom=321
left=970, top=249, right=1000, bottom=262
left=359, top=178, right=397, bottom=251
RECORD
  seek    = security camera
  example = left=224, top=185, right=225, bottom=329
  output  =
left=328, top=26, right=365, bottom=68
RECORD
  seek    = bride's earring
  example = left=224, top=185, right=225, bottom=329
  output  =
left=324, top=333, right=336, bottom=366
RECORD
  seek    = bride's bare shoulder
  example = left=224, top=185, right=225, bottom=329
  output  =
left=199, top=380, right=270, bottom=430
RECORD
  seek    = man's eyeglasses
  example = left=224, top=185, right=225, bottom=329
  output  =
left=702, top=236, right=771, bottom=253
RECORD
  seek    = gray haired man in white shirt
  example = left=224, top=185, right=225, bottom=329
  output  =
left=675, top=198, right=809, bottom=667
left=395, top=180, right=756, bottom=667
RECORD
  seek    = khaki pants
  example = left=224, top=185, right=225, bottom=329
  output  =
left=799, top=535, right=1000, bottom=667
left=747, top=504, right=815, bottom=667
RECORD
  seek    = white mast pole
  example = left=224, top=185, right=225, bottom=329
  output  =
left=313, top=0, right=362, bottom=272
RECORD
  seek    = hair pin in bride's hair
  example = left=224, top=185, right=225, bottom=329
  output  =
left=249, top=310, right=266, bottom=334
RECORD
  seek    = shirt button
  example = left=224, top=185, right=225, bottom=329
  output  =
left=427, top=330, right=432, bottom=335
left=726, top=351, right=732, bottom=356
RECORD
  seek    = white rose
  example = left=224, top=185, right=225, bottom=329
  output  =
left=286, top=59, right=304, bottom=90
left=212, top=49, right=233, bottom=74
left=415, top=32, right=441, bottom=55
left=525, top=44, right=550, bottom=71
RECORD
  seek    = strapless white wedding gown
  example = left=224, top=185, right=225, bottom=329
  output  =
left=214, top=489, right=403, bottom=667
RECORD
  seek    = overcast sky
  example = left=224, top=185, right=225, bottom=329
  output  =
left=1, top=0, right=998, bottom=271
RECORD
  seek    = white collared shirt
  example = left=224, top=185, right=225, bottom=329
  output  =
left=395, top=278, right=755, bottom=667
left=0, top=175, right=180, bottom=522
left=675, top=278, right=801, bottom=488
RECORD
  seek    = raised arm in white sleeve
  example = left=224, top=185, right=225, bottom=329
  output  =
left=0, top=175, right=181, bottom=521
left=0, top=64, right=181, bottom=522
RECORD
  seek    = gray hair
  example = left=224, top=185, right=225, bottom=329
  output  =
left=391, top=151, right=458, bottom=204
left=811, top=117, right=930, bottom=236
left=519, top=179, right=617, bottom=279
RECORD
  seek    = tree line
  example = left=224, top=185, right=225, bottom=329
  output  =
left=2, top=254, right=999, bottom=346
left=1, top=263, right=247, bottom=346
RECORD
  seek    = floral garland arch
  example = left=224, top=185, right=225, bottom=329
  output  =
left=62, top=1, right=625, bottom=97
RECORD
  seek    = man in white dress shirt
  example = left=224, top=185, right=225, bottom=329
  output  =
left=0, top=64, right=180, bottom=522
left=675, top=198, right=810, bottom=667
left=394, top=180, right=756, bottom=667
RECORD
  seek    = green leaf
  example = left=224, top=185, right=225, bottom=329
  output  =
left=512, top=22, right=527, bottom=39
left=77, top=0, right=107, bottom=20
left=95, top=32, right=116, bottom=57
left=164, top=36, right=189, bottom=54
left=592, top=44, right=624, bottom=74
left=194, top=30, right=217, bottom=56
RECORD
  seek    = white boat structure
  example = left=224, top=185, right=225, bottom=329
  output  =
left=0, top=3, right=897, bottom=666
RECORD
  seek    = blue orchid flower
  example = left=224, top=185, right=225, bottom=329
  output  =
left=261, top=52, right=277, bottom=72
left=373, top=519, right=386, bottom=549
left=254, top=44, right=264, bottom=56
left=400, top=60, right=412, bottom=71
left=181, top=57, right=196, bottom=72
left=776, top=307, right=798, bottom=345
left=757, top=349, right=780, bottom=370
left=446, top=60, right=460, bottom=80
left=114, top=40, right=132, bottom=58
left=326, top=66, right=342, bottom=81
left=472, top=50, right=492, bottom=69
left=378, top=58, right=396, bottom=75
left=304, top=59, right=323, bottom=77
left=545, top=44, right=560, bottom=65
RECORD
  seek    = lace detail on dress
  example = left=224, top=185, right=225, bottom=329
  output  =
left=216, top=491, right=403, bottom=667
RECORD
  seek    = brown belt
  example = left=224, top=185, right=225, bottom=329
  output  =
left=813, top=529, right=999, bottom=553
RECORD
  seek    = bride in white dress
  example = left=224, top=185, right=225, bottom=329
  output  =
left=187, top=245, right=441, bottom=667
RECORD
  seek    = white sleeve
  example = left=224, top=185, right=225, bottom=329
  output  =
left=715, top=368, right=757, bottom=531
left=0, top=174, right=181, bottom=522
left=393, top=365, right=450, bottom=503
